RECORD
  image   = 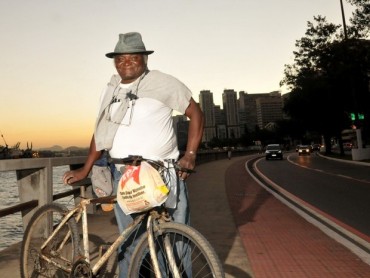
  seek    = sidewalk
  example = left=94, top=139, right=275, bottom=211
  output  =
left=187, top=156, right=254, bottom=277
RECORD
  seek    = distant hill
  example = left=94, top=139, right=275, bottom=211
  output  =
left=35, top=145, right=89, bottom=157
left=37, top=145, right=88, bottom=152
left=38, top=145, right=64, bottom=152
left=65, top=146, right=81, bottom=151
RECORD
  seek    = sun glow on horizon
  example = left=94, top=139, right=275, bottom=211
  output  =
left=0, top=1, right=355, bottom=149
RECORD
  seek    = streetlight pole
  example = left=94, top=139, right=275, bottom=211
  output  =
left=339, top=0, right=348, bottom=39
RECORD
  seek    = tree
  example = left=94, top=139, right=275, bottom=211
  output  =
left=347, top=0, right=370, bottom=38
left=281, top=4, right=370, bottom=154
left=281, top=16, right=342, bottom=153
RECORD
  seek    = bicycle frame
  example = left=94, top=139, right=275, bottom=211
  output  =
left=147, top=214, right=181, bottom=278
left=88, top=196, right=146, bottom=276
left=38, top=194, right=175, bottom=277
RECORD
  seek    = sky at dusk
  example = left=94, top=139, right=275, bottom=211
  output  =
left=0, top=0, right=355, bottom=149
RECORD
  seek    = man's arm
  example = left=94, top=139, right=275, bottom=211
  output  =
left=177, top=97, right=204, bottom=180
left=63, top=135, right=102, bottom=184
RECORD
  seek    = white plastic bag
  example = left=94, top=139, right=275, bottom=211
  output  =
left=117, top=161, right=169, bottom=215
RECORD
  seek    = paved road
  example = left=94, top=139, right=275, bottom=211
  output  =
left=256, top=152, right=370, bottom=238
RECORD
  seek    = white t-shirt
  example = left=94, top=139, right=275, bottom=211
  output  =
left=109, top=96, right=179, bottom=160
left=99, top=71, right=192, bottom=161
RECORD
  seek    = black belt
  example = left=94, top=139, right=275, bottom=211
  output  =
left=109, top=156, right=163, bottom=170
left=110, top=156, right=142, bottom=165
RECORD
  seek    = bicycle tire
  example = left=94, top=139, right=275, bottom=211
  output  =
left=20, top=203, right=80, bottom=278
left=128, top=221, right=224, bottom=278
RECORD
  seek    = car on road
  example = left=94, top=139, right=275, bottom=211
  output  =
left=265, top=144, right=283, bottom=160
left=298, top=145, right=311, bottom=156
left=343, top=142, right=353, bottom=151
left=311, top=144, right=321, bottom=152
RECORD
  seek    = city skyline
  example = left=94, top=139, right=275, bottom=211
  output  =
left=199, top=89, right=284, bottom=144
left=0, top=1, right=354, bottom=148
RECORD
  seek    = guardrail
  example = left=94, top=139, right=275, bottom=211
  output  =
left=0, top=156, right=92, bottom=229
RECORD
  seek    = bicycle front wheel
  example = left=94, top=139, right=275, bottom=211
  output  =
left=20, top=203, right=80, bottom=278
left=128, top=221, right=224, bottom=278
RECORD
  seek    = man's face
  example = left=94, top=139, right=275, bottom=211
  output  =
left=114, top=54, right=147, bottom=84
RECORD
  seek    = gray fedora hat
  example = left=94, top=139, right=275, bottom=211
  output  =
left=105, top=32, right=154, bottom=58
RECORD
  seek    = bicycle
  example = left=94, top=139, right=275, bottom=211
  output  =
left=20, top=156, right=224, bottom=278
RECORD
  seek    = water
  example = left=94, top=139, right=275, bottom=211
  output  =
left=0, top=166, right=75, bottom=251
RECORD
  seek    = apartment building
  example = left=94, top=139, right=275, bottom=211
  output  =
left=199, top=90, right=217, bottom=142
left=222, top=89, right=241, bottom=139
left=177, top=89, right=283, bottom=145
left=239, top=91, right=284, bottom=130
left=256, top=91, right=283, bottom=129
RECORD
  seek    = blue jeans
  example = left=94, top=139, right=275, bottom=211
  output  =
left=112, top=167, right=190, bottom=277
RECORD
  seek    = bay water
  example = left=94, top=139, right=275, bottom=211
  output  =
left=0, top=165, right=74, bottom=251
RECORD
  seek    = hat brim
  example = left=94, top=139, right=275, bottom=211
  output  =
left=105, top=50, right=154, bottom=58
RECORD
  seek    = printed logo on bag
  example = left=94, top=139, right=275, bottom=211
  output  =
left=119, top=165, right=146, bottom=201
left=117, top=162, right=170, bottom=215
left=120, top=166, right=140, bottom=189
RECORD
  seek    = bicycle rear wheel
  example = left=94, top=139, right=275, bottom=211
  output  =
left=128, top=221, right=224, bottom=278
left=20, top=204, right=80, bottom=278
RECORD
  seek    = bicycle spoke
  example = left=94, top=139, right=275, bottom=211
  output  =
left=129, top=222, right=224, bottom=277
left=20, top=204, right=79, bottom=278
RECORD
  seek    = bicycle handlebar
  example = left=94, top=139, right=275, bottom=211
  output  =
left=173, top=163, right=196, bottom=174
left=110, top=155, right=196, bottom=174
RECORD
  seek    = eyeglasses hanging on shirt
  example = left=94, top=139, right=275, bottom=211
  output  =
left=105, top=70, right=147, bottom=126
left=106, top=89, right=138, bottom=126
left=121, top=91, right=137, bottom=126
left=110, top=92, right=137, bottom=104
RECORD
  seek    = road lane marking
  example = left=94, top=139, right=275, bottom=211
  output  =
left=287, top=155, right=370, bottom=184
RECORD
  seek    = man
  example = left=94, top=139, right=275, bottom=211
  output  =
left=63, top=32, right=204, bottom=276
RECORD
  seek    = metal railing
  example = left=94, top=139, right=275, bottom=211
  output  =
left=0, top=156, right=92, bottom=229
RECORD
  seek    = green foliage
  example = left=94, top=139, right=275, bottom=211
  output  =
left=280, top=3, right=370, bottom=152
left=347, top=0, right=370, bottom=38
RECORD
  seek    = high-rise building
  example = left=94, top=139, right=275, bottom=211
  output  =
left=199, top=90, right=216, bottom=142
left=237, top=91, right=248, bottom=136
left=214, top=105, right=227, bottom=139
left=239, top=91, right=283, bottom=131
left=222, top=89, right=240, bottom=139
left=256, top=91, right=283, bottom=129
left=172, top=115, right=189, bottom=151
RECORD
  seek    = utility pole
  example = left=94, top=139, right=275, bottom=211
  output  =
left=339, top=0, right=348, bottom=39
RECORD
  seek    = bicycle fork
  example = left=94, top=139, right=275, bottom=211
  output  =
left=147, top=215, right=181, bottom=278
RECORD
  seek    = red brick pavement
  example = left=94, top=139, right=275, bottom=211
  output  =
left=225, top=157, right=370, bottom=277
